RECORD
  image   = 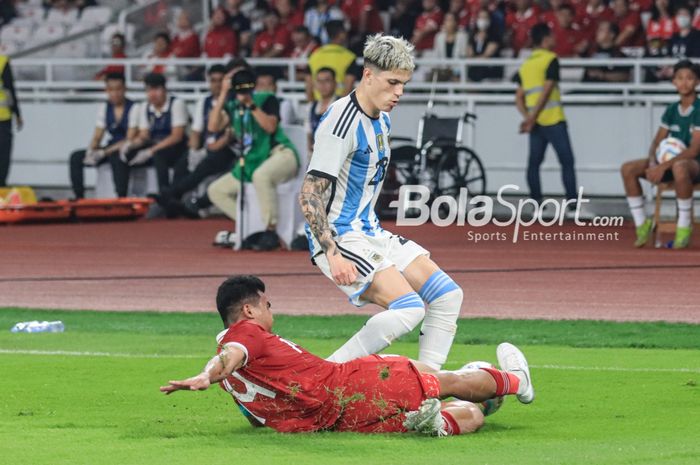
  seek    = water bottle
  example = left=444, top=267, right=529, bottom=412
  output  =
left=11, top=320, right=65, bottom=333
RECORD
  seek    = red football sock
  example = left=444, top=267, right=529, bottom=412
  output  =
left=441, top=411, right=461, bottom=436
left=479, top=367, right=520, bottom=396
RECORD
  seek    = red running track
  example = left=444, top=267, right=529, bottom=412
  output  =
left=1, top=218, right=699, bottom=323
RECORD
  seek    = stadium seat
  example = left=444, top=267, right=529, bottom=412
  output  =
left=80, top=6, right=113, bottom=25
left=31, top=23, right=66, bottom=45
left=651, top=182, right=700, bottom=246
left=16, top=4, right=44, bottom=23
left=234, top=125, right=307, bottom=250
left=45, top=8, right=79, bottom=26
left=0, top=42, right=19, bottom=55
left=0, top=24, right=32, bottom=44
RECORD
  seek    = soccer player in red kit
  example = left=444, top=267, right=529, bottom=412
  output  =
left=161, top=276, right=535, bottom=436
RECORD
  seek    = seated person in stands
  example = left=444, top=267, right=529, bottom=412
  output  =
left=306, top=67, right=337, bottom=155
left=115, top=73, right=188, bottom=197
left=620, top=60, right=700, bottom=249
left=582, top=21, right=631, bottom=83
left=68, top=72, right=138, bottom=199
left=95, top=33, right=127, bottom=81
left=156, top=65, right=236, bottom=217
left=206, top=69, right=300, bottom=251
left=254, top=69, right=299, bottom=125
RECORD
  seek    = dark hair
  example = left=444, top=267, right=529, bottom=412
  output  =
left=325, top=19, right=346, bottom=40
left=557, top=4, right=575, bottom=14
left=226, top=57, right=251, bottom=73
left=111, top=33, right=125, bottom=47
left=144, top=72, right=166, bottom=88
left=531, top=23, right=552, bottom=46
left=673, top=59, right=700, bottom=78
left=317, top=66, right=337, bottom=80
left=255, top=67, right=278, bottom=83
left=216, top=275, right=265, bottom=326
left=293, top=25, right=310, bottom=35
left=208, top=64, right=227, bottom=75
left=104, top=71, right=126, bottom=83
left=154, top=31, right=171, bottom=45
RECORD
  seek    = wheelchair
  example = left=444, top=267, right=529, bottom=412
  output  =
left=378, top=111, right=487, bottom=218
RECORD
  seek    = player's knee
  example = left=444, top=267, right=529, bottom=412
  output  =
left=672, top=159, right=691, bottom=178
left=418, top=270, right=461, bottom=305
left=388, top=292, right=425, bottom=330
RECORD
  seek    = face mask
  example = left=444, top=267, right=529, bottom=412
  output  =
left=677, top=15, right=691, bottom=29
left=476, top=18, right=490, bottom=31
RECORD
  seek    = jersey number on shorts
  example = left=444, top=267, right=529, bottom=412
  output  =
left=369, top=158, right=389, bottom=186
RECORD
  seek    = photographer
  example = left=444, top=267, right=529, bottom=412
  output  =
left=207, top=69, right=299, bottom=250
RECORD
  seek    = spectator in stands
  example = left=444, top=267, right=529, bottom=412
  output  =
left=306, top=20, right=360, bottom=100
left=115, top=73, right=188, bottom=197
left=340, top=0, right=385, bottom=53
left=290, top=26, right=319, bottom=80
left=583, top=21, right=632, bottom=82
left=225, top=0, right=252, bottom=53
left=306, top=67, right=337, bottom=154
left=0, top=53, right=21, bottom=187
left=95, top=33, right=127, bottom=80
left=542, top=0, right=563, bottom=27
left=506, top=0, right=541, bottom=56
left=304, top=0, right=345, bottom=44
left=552, top=4, right=589, bottom=57
left=157, top=65, right=236, bottom=218
left=253, top=9, right=293, bottom=58
left=668, top=5, right=700, bottom=58
left=207, top=68, right=300, bottom=251
left=578, top=0, right=615, bottom=40
left=612, top=0, right=645, bottom=48
left=447, top=0, right=472, bottom=29
left=275, top=0, right=305, bottom=32
left=621, top=59, right=700, bottom=249
left=467, top=8, right=504, bottom=81
left=171, top=10, right=201, bottom=58
left=515, top=23, right=581, bottom=215
left=204, top=6, right=238, bottom=58
left=69, top=72, right=138, bottom=199
left=389, top=0, right=419, bottom=41
left=143, top=32, right=175, bottom=78
left=255, top=69, right=300, bottom=125
left=412, top=0, right=444, bottom=54
left=432, top=11, right=469, bottom=70
left=646, top=0, right=677, bottom=50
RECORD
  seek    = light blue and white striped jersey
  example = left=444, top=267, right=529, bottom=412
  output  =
left=305, top=91, right=391, bottom=254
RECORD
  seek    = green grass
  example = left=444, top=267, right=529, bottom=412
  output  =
left=1, top=308, right=699, bottom=465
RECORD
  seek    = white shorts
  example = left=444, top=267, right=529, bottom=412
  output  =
left=313, top=229, right=430, bottom=307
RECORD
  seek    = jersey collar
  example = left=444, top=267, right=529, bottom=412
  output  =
left=350, top=91, right=379, bottom=121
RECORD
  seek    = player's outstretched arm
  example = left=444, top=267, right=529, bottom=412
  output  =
left=299, top=174, right=358, bottom=285
left=160, top=344, right=245, bottom=395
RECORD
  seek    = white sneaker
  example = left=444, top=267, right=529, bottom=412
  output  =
left=403, top=398, right=447, bottom=436
left=496, top=342, right=535, bottom=404
left=212, top=230, right=237, bottom=247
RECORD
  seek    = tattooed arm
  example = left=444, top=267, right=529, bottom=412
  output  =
left=159, top=344, right=245, bottom=394
left=299, top=173, right=358, bottom=286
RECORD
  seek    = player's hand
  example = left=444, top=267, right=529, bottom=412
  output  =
left=128, top=148, right=153, bottom=166
left=645, top=164, right=667, bottom=184
left=160, top=373, right=211, bottom=395
left=327, top=253, right=358, bottom=286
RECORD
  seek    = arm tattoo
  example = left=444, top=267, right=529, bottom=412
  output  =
left=299, top=174, right=338, bottom=256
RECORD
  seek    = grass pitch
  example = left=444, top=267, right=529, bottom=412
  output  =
left=1, top=308, right=699, bottom=465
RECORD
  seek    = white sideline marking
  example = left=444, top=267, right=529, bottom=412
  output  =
left=1, top=349, right=699, bottom=374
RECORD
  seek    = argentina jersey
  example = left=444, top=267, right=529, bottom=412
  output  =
left=306, top=91, right=391, bottom=254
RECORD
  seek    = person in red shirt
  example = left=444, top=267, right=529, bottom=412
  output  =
left=340, top=0, right=385, bottom=37
left=542, top=0, right=564, bottom=27
left=552, top=4, right=589, bottom=56
left=161, top=275, right=535, bottom=435
left=645, top=0, right=677, bottom=44
left=275, top=0, right=305, bottom=31
left=411, top=0, right=445, bottom=53
left=506, top=0, right=541, bottom=56
left=204, top=6, right=238, bottom=58
left=171, top=10, right=201, bottom=58
left=143, top=32, right=173, bottom=76
left=253, top=9, right=293, bottom=57
left=612, top=0, right=645, bottom=47
left=578, top=0, right=615, bottom=39
left=95, top=33, right=127, bottom=80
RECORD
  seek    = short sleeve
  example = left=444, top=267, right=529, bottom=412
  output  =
left=171, top=98, right=189, bottom=128
left=191, top=97, right=206, bottom=133
left=692, top=105, right=700, bottom=131
left=660, top=104, right=673, bottom=129
left=138, top=103, right=149, bottom=131
left=128, top=103, right=141, bottom=128
left=307, top=109, right=355, bottom=180
left=261, top=95, right=280, bottom=119
left=95, top=103, right=107, bottom=129
left=220, top=322, right=266, bottom=367
left=545, top=58, right=560, bottom=81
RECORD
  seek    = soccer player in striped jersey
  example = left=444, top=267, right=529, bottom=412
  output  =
left=299, top=34, right=464, bottom=370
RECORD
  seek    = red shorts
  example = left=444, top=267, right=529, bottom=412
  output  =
left=331, top=355, right=441, bottom=433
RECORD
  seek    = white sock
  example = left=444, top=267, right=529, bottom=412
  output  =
left=418, top=271, right=463, bottom=370
left=677, top=198, right=693, bottom=228
left=627, top=196, right=646, bottom=227
left=326, top=292, right=425, bottom=363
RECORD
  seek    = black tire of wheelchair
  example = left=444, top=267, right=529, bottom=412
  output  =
left=433, top=145, right=487, bottom=197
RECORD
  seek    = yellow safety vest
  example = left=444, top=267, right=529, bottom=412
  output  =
left=518, top=48, right=565, bottom=126
left=308, top=44, right=357, bottom=99
left=0, top=55, right=11, bottom=121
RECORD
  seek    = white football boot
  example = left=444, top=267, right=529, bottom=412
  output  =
left=496, top=342, right=535, bottom=404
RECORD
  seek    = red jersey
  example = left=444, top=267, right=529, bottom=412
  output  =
left=216, top=320, right=439, bottom=433
left=506, top=6, right=541, bottom=55
left=171, top=30, right=201, bottom=58
left=340, top=0, right=384, bottom=34
left=414, top=7, right=444, bottom=50
left=553, top=23, right=587, bottom=56
left=204, top=26, right=238, bottom=57
left=578, top=4, right=614, bottom=38
left=646, top=17, right=677, bottom=40
left=253, top=25, right=292, bottom=56
left=616, top=11, right=645, bottom=47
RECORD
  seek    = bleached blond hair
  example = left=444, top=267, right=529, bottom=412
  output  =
left=363, top=34, right=415, bottom=72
